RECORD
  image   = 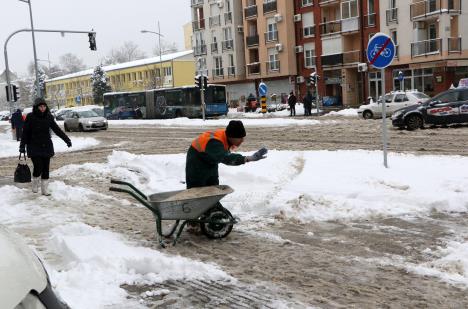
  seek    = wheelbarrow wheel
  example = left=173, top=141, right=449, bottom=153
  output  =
left=200, top=207, right=233, bottom=239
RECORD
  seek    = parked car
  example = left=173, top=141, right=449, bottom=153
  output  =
left=75, top=105, right=104, bottom=117
left=64, top=110, right=108, bottom=132
left=55, top=108, right=73, bottom=120
left=0, top=111, right=10, bottom=121
left=0, top=224, right=68, bottom=308
left=358, top=90, right=429, bottom=119
left=105, top=106, right=140, bottom=120
left=392, top=87, right=468, bottom=130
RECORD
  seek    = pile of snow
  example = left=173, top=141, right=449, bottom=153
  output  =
left=0, top=128, right=100, bottom=158
left=323, top=108, right=358, bottom=117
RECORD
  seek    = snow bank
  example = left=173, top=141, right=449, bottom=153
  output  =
left=0, top=128, right=100, bottom=158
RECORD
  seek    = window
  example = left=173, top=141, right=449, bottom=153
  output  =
left=266, top=17, right=277, bottom=41
left=164, top=67, right=172, bottom=76
left=367, top=0, right=375, bottom=25
left=302, top=12, right=314, bottom=37
left=390, top=0, right=396, bottom=9
left=267, top=48, right=279, bottom=71
left=390, top=30, right=398, bottom=45
left=394, top=94, right=408, bottom=102
left=302, top=0, right=313, bottom=7
left=459, top=90, right=468, bottom=101
left=214, top=56, right=223, bottom=76
left=304, top=43, right=315, bottom=68
left=341, top=0, right=358, bottom=19
left=434, top=92, right=458, bottom=104
left=414, top=68, right=434, bottom=93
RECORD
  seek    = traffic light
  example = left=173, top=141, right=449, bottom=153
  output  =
left=12, top=84, right=20, bottom=102
left=88, top=32, right=97, bottom=51
left=5, top=85, right=10, bottom=102
left=310, top=72, right=320, bottom=85
left=203, top=75, right=208, bottom=89
left=195, top=75, right=201, bottom=89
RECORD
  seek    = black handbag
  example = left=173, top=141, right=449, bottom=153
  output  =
left=14, top=153, right=31, bottom=183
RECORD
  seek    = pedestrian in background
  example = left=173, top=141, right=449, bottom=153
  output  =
left=288, top=91, right=297, bottom=116
left=19, top=98, right=72, bottom=196
left=303, top=91, right=313, bottom=116
left=10, top=108, right=24, bottom=141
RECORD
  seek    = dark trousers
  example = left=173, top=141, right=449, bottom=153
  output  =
left=31, top=157, right=51, bottom=179
left=15, top=127, right=23, bottom=141
left=289, top=105, right=296, bottom=116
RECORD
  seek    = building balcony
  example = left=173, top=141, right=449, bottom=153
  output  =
left=411, top=38, right=442, bottom=57
left=410, top=0, right=461, bottom=20
left=192, top=19, right=205, bottom=31
left=266, top=60, right=280, bottom=72
left=319, top=0, right=339, bottom=6
left=222, top=39, right=234, bottom=51
left=264, top=31, right=278, bottom=43
left=246, top=35, right=259, bottom=47
left=322, top=53, right=343, bottom=66
left=224, top=12, right=232, bottom=24
left=212, top=68, right=224, bottom=79
left=341, top=17, right=359, bottom=33
left=263, top=1, right=277, bottom=14
left=209, top=15, right=221, bottom=27
left=211, top=42, right=218, bottom=53
left=448, top=37, right=462, bottom=53
left=320, top=20, right=341, bottom=36
left=342, top=50, right=361, bottom=64
left=244, top=5, right=257, bottom=19
left=190, top=0, right=203, bottom=7
left=247, top=62, right=261, bottom=75
left=194, top=44, right=207, bottom=56
left=364, top=13, right=376, bottom=28
left=227, top=66, right=236, bottom=77
left=386, top=8, right=398, bottom=25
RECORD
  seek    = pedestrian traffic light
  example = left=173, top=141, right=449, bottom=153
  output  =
left=12, top=84, right=20, bottom=102
left=203, top=76, right=208, bottom=89
left=88, top=32, right=97, bottom=51
left=310, top=72, right=320, bottom=85
left=195, top=75, right=201, bottom=89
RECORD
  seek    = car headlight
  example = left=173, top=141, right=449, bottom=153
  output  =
left=86, top=120, right=93, bottom=125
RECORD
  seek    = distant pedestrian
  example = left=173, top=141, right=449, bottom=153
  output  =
left=10, top=108, right=24, bottom=141
left=19, top=98, right=72, bottom=196
left=288, top=91, right=297, bottom=116
left=303, top=91, right=313, bottom=116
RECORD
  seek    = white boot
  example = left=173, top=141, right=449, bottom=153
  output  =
left=41, top=179, right=51, bottom=196
left=32, top=177, right=40, bottom=193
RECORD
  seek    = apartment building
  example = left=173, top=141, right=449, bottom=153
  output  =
left=45, top=50, right=195, bottom=107
left=380, top=0, right=468, bottom=97
left=294, top=0, right=379, bottom=107
left=243, top=0, right=297, bottom=97
left=191, top=0, right=254, bottom=101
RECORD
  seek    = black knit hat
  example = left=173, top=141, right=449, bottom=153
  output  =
left=225, top=120, right=246, bottom=138
left=33, top=97, right=47, bottom=107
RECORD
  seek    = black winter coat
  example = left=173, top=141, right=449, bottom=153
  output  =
left=10, top=110, right=24, bottom=129
left=20, top=106, right=70, bottom=158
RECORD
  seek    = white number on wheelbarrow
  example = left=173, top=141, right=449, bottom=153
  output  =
left=182, top=202, right=192, bottom=213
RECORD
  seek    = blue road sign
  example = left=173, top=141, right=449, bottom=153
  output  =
left=366, top=33, right=395, bottom=69
left=398, top=71, right=404, bottom=82
left=75, top=95, right=81, bottom=103
left=258, top=82, right=267, bottom=96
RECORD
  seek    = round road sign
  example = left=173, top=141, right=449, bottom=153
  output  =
left=366, top=32, right=395, bottom=69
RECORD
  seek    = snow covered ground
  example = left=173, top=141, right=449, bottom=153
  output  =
left=0, top=128, right=100, bottom=158
left=1, top=149, right=468, bottom=307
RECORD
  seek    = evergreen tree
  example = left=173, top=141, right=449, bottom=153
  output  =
left=91, top=65, right=112, bottom=104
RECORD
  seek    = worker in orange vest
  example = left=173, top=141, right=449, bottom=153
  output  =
left=186, top=120, right=267, bottom=189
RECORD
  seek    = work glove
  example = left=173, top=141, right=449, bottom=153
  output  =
left=66, top=140, right=72, bottom=148
left=246, top=147, right=268, bottom=162
left=19, top=146, right=25, bottom=153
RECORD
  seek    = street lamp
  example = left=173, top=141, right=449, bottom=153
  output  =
left=141, top=21, right=164, bottom=88
left=19, top=0, right=41, bottom=98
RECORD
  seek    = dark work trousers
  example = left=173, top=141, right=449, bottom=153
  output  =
left=15, top=127, right=23, bottom=141
left=289, top=105, right=296, bottom=116
left=31, top=157, right=51, bottom=179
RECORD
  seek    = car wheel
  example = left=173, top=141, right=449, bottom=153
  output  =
left=406, top=114, right=423, bottom=130
left=175, top=110, right=182, bottom=118
left=64, top=123, right=69, bottom=132
left=78, top=124, right=84, bottom=132
left=362, top=110, right=373, bottom=119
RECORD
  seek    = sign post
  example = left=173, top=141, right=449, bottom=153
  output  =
left=366, top=32, right=396, bottom=168
left=398, top=71, right=404, bottom=91
left=258, top=81, right=267, bottom=114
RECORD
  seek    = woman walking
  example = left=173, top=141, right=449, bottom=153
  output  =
left=19, top=98, right=72, bottom=195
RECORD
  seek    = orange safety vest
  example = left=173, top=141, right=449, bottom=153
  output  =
left=191, top=129, right=229, bottom=152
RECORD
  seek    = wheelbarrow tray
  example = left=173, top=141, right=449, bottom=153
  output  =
left=148, top=185, right=233, bottom=220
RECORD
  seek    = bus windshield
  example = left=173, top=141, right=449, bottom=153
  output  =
left=205, top=86, right=226, bottom=104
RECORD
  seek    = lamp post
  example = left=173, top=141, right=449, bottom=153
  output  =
left=141, top=21, right=164, bottom=88
left=19, top=0, right=41, bottom=98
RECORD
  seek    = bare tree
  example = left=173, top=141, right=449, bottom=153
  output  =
left=152, top=41, right=179, bottom=56
left=102, top=41, right=146, bottom=65
left=27, top=61, right=64, bottom=79
left=59, top=53, right=86, bottom=74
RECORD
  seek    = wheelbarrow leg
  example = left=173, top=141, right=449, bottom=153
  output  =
left=162, top=220, right=180, bottom=238
left=173, top=220, right=190, bottom=246
left=153, top=213, right=166, bottom=248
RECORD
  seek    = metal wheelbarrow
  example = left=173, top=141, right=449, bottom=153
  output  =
left=109, top=179, right=238, bottom=247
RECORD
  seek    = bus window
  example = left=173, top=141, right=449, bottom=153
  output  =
left=206, top=86, right=226, bottom=104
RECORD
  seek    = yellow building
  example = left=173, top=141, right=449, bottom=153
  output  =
left=45, top=50, right=195, bottom=107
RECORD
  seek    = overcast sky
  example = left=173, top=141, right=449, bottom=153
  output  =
left=0, top=0, right=191, bottom=77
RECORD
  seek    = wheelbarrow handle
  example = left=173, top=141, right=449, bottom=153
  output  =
left=109, top=186, right=161, bottom=219
left=110, top=178, right=148, bottom=200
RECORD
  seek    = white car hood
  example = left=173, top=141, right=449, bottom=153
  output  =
left=0, top=225, right=47, bottom=308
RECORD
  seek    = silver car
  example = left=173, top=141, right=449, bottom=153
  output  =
left=64, top=110, right=108, bottom=132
